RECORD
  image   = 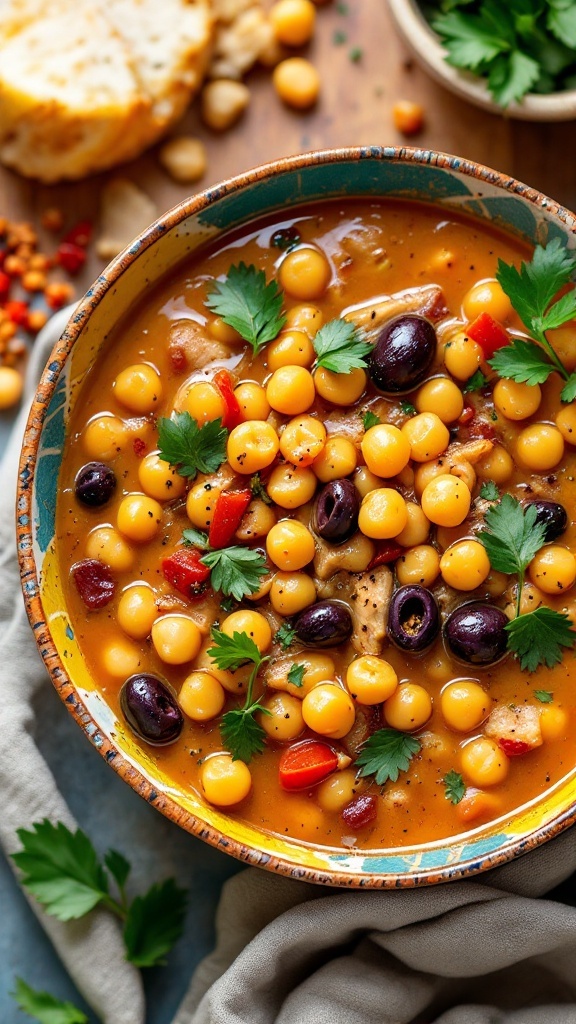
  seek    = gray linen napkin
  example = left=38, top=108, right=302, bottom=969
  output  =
left=3, top=311, right=576, bottom=1024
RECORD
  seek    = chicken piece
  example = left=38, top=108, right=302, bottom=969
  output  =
left=343, top=284, right=449, bottom=344
left=316, top=565, right=393, bottom=656
left=446, top=437, right=494, bottom=465
left=341, top=704, right=381, bottom=758
left=168, top=319, right=236, bottom=373
left=313, top=535, right=375, bottom=582
left=485, top=705, right=543, bottom=755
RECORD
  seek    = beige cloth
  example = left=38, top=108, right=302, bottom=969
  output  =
left=2, top=311, right=576, bottom=1024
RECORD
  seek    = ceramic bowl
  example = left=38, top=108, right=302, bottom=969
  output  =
left=18, top=146, right=576, bottom=888
left=389, top=0, right=576, bottom=121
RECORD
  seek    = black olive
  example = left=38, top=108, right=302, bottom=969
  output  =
left=369, top=314, right=437, bottom=394
left=387, top=584, right=440, bottom=652
left=120, top=674, right=183, bottom=745
left=314, top=479, right=360, bottom=543
left=293, top=601, right=353, bottom=647
left=525, top=499, right=568, bottom=542
left=75, top=462, right=116, bottom=507
left=444, top=602, right=508, bottom=666
left=271, top=226, right=301, bottom=251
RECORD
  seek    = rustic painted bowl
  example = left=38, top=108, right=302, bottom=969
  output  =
left=389, top=0, right=576, bottom=121
left=18, top=147, right=576, bottom=888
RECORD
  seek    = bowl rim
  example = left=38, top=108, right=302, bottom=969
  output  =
left=388, top=0, right=576, bottom=121
left=17, top=144, right=576, bottom=888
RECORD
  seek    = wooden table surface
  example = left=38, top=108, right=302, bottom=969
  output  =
left=2, top=0, right=576, bottom=297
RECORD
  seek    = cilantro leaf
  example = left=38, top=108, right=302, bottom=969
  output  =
left=104, top=849, right=131, bottom=891
left=463, top=369, right=488, bottom=393
left=356, top=728, right=421, bottom=785
left=11, top=820, right=108, bottom=921
left=201, top=546, right=268, bottom=601
left=157, top=413, right=227, bottom=478
left=506, top=606, right=576, bottom=672
left=561, top=373, right=576, bottom=404
left=221, top=703, right=269, bottom=762
left=534, top=689, right=554, bottom=703
left=401, top=400, right=416, bottom=416
left=479, top=481, right=499, bottom=501
left=497, top=240, right=576, bottom=331
left=478, top=493, right=546, bottom=577
left=488, top=49, right=540, bottom=108
left=207, top=626, right=261, bottom=672
left=444, top=770, right=466, bottom=805
left=250, top=473, right=272, bottom=504
left=205, top=262, right=285, bottom=356
left=313, top=319, right=372, bottom=373
left=433, top=10, right=507, bottom=69
left=182, top=527, right=210, bottom=550
left=287, top=663, right=305, bottom=688
left=276, top=623, right=296, bottom=649
left=123, top=878, right=187, bottom=968
left=488, top=337, right=555, bottom=386
left=11, top=979, right=88, bottom=1024
left=362, top=410, right=380, bottom=430
left=548, top=1, right=576, bottom=48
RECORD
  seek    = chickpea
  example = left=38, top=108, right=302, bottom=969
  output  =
left=316, top=768, right=359, bottom=812
left=313, top=436, right=358, bottom=481
left=227, top=420, right=280, bottom=473
left=117, top=584, right=157, bottom=639
left=278, top=247, right=330, bottom=299
left=200, top=753, right=252, bottom=806
left=440, top=539, right=491, bottom=590
left=346, top=656, right=398, bottom=704
left=462, top=279, right=514, bottom=323
left=475, top=446, right=513, bottom=484
left=151, top=615, right=202, bottom=664
left=461, top=738, right=509, bottom=787
left=448, top=459, right=477, bottom=492
left=280, top=414, right=326, bottom=467
left=266, top=519, right=315, bottom=570
left=270, top=571, right=316, bottom=615
left=415, top=377, right=464, bottom=423
left=396, top=545, right=440, bottom=587
left=540, top=705, right=568, bottom=742
left=401, top=412, right=450, bottom=463
left=116, top=493, right=163, bottom=543
left=186, top=479, right=224, bottom=529
left=113, top=363, right=162, bottom=414
left=395, top=502, right=430, bottom=547
left=420, top=474, right=471, bottom=527
left=413, top=458, right=450, bottom=498
left=484, top=570, right=509, bottom=598
left=358, top=487, right=408, bottom=539
left=392, top=100, right=424, bottom=136
left=258, top=692, right=305, bottom=740
left=0, top=366, right=23, bottom=409
left=270, top=0, right=315, bottom=45
left=493, top=379, right=541, bottom=421
left=234, top=381, right=271, bottom=422
left=314, top=366, right=367, bottom=405
left=361, top=424, right=411, bottom=478
left=443, top=333, right=483, bottom=381
left=266, top=366, right=315, bottom=415
left=182, top=381, right=225, bottom=424
left=384, top=683, right=432, bottom=731
left=85, top=526, right=135, bottom=572
left=208, top=318, right=242, bottom=344
left=516, top=423, right=564, bottom=472
left=440, top=680, right=489, bottom=732
left=235, top=499, right=276, bottom=542
left=504, top=581, right=544, bottom=619
left=196, top=642, right=251, bottom=694
left=529, top=545, right=576, bottom=594
left=266, top=463, right=317, bottom=508
left=284, top=304, right=322, bottom=337
left=353, top=465, right=384, bottom=499
left=556, top=403, right=576, bottom=444
left=267, top=330, right=315, bottom=370
left=101, top=639, right=141, bottom=678
left=83, top=414, right=127, bottom=461
left=221, top=609, right=272, bottom=652
left=273, top=58, right=320, bottom=110
left=180, top=671, right=225, bottom=722
left=302, top=682, right=356, bottom=739
left=138, top=452, right=187, bottom=501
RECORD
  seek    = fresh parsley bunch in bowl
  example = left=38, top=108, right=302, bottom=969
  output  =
left=389, top=0, right=576, bottom=119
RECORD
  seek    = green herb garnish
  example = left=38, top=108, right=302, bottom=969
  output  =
left=443, top=769, right=466, bottom=805
left=11, top=978, right=88, bottom=1024
left=534, top=689, right=554, bottom=703
left=479, top=480, right=500, bottom=501
left=250, top=472, right=272, bottom=504
left=276, top=623, right=296, bottom=649
left=157, top=413, right=227, bottom=478
left=356, top=728, right=421, bottom=785
left=312, top=319, right=372, bottom=374
left=400, top=400, right=416, bottom=416
left=182, top=527, right=268, bottom=601
left=205, top=262, right=285, bottom=356
left=287, top=663, right=305, bottom=688
left=362, top=410, right=380, bottom=430
left=208, top=628, right=270, bottom=762
left=462, top=369, right=488, bottom=393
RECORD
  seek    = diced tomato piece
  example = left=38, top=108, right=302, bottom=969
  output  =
left=498, top=738, right=532, bottom=757
left=161, top=549, right=211, bottom=600
left=279, top=739, right=338, bottom=791
left=213, top=369, right=243, bottom=429
left=208, top=488, right=252, bottom=549
left=132, top=437, right=147, bottom=457
left=0, top=270, right=10, bottom=298
left=341, top=794, right=377, bottom=830
left=5, top=300, right=29, bottom=326
left=72, top=558, right=116, bottom=609
left=63, top=220, right=93, bottom=248
left=169, top=343, right=188, bottom=374
left=56, top=241, right=87, bottom=275
left=458, top=404, right=475, bottom=426
left=466, top=311, right=509, bottom=359
left=368, top=541, right=403, bottom=569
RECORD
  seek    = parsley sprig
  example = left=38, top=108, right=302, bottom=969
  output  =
left=12, top=978, right=88, bottom=1024
left=205, top=262, right=285, bottom=356
left=491, top=240, right=576, bottom=402
left=356, top=728, right=421, bottom=785
left=313, top=319, right=372, bottom=374
left=478, top=493, right=576, bottom=671
left=208, top=627, right=271, bottom=762
left=182, top=527, right=268, bottom=601
left=443, top=770, right=465, bottom=805
left=157, top=412, right=227, bottom=478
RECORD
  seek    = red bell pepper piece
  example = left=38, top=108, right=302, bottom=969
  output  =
left=161, top=549, right=211, bottom=600
left=279, top=739, right=338, bottom=791
left=466, top=311, right=509, bottom=358
left=213, top=369, right=243, bottom=429
left=498, top=738, right=532, bottom=757
left=63, top=220, right=93, bottom=248
left=5, top=300, right=29, bottom=326
left=56, top=241, right=87, bottom=275
left=208, top=488, right=252, bottom=549
left=0, top=270, right=10, bottom=298
left=368, top=541, right=403, bottom=570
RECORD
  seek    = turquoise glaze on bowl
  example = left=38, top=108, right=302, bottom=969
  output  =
left=18, top=147, right=576, bottom=888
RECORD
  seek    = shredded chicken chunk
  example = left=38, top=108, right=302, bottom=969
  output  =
left=316, top=565, right=393, bottom=656
left=485, top=705, right=543, bottom=751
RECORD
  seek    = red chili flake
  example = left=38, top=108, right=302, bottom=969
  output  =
left=498, top=738, right=532, bottom=757
left=56, top=242, right=87, bottom=275
left=458, top=405, right=475, bottom=426
left=168, top=342, right=188, bottom=374
left=132, top=437, right=147, bottom=457
left=72, top=558, right=116, bottom=609
left=63, top=220, right=92, bottom=248
left=368, top=541, right=403, bottom=570
left=341, top=794, right=378, bottom=830
left=4, top=300, right=29, bottom=326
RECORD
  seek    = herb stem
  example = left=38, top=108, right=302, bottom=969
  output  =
left=534, top=329, right=570, bottom=380
left=101, top=894, right=127, bottom=922
left=242, top=655, right=270, bottom=711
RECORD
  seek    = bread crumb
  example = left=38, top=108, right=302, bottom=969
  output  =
left=96, top=179, right=158, bottom=260
left=201, top=79, right=250, bottom=130
left=159, top=137, right=207, bottom=182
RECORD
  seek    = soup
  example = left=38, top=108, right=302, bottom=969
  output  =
left=55, top=199, right=576, bottom=850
